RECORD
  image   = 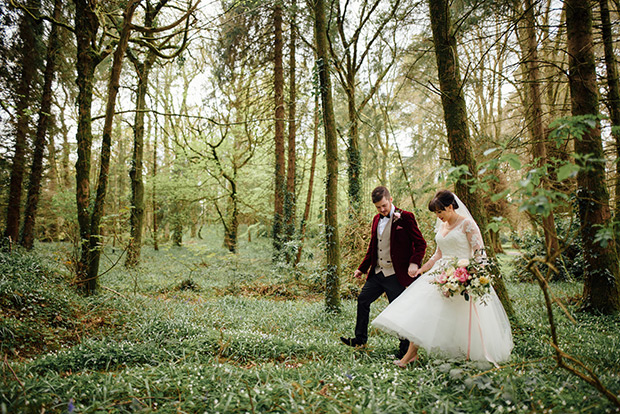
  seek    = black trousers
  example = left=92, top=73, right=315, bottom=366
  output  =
left=354, top=270, right=409, bottom=354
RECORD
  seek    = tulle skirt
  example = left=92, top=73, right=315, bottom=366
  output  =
left=371, top=270, right=513, bottom=363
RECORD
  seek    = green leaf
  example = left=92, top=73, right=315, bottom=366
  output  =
left=502, top=153, right=522, bottom=170
left=483, top=147, right=499, bottom=156
left=557, top=163, right=579, bottom=181
left=491, top=189, right=510, bottom=202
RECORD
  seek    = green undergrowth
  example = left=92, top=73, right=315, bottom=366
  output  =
left=0, top=250, right=127, bottom=359
left=1, top=235, right=619, bottom=413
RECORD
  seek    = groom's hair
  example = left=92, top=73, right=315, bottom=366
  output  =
left=371, top=186, right=391, bottom=203
left=429, top=190, right=459, bottom=212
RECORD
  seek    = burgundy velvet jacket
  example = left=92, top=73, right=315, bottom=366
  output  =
left=357, top=208, right=427, bottom=287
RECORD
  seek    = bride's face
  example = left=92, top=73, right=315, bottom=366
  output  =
left=434, top=205, right=455, bottom=222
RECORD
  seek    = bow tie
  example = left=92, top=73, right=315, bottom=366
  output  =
left=380, top=214, right=391, bottom=220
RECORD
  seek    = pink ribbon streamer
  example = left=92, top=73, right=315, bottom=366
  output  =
left=467, top=299, right=499, bottom=367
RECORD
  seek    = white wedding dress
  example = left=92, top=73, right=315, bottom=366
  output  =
left=371, top=219, right=513, bottom=363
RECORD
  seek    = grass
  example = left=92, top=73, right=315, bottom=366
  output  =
left=1, top=231, right=619, bottom=413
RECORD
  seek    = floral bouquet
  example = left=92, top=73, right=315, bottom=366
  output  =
left=430, top=251, right=496, bottom=304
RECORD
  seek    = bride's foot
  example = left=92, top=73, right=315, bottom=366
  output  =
left=393, top=355, right=418, bottom=368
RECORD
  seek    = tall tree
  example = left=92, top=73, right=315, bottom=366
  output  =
left=598, top=0, right=620, bottom=220
left=200, top=0, right=266, bottom=253
left=74, top=0, right=108, bottom=292
left=284, top=0, right=297, bottom=261
left=75, top=0, right=139, bottom=293
left=152, top=110, right=159, bottom=251
left=566, top=0, right=620, bottom=314
left=3, top=0, right=43, bottom=244
left=427, top=0, right=514, bottom=318
left=125, top=0, right=194, bottom=267
left=314, top=0, right=341, bottom=312
left=20, top=0, right=63, bottom=250
left=273, top=1, right=286, bottom=257
left=125, top=2, right=161, bottom=266
left=519, top=0, right=560, bottom=257
left=329, top=0, right=406, bottom=218
left=295, top=93, right=319, bottom=266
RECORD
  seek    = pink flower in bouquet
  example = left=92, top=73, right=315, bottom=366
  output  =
left=436, top=272, right=448, bottom=284
left=454, top=267, right=470, bottom=283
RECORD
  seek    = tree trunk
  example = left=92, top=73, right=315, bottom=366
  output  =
left=566, top=0, right=620, bottom=314
left=273, top=2, right=286, bottom=257
left=522, top=0, right=560, bottom=257
left=428, top=0, right=514, bottom=318
left=598, top=0, right=620, bottom=220
left=314, top=0, right=341, bottom=312
left=126, top=56, right=155, bottom=266
left=295, top=93, right=320, bottom=266
left=346, top=74, right=363, bottom=217
left=172, top=204, right=183, bottom=246
left=224, top=178, right=238, bottom=253
left=331, top=0, right=404, bottom=218
left=152, top=124, right=159, bottom=251
left=60, top=108, right=72, bottom=190
left=284, top=0, right=297, bottom=262
left=4, top=0, right=42, bottom=244
left=80, top=0, right=139, bottom=293
left=20, top=0, right=62, bottom=250
left=74, top=0, right=102, bottom=291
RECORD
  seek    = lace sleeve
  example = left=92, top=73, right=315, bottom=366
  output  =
left=463, top=218, right=485, bottom=257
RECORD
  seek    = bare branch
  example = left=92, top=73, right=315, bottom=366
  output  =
left=131, top=1, right=199, bottom=33
left=8, top=0, right=75, bottom=33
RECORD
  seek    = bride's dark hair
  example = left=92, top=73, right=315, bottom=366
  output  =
left=428, top=190, right=459, bottom=212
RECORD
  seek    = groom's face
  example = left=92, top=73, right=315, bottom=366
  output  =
left=374, top=197, right=393, bottom=217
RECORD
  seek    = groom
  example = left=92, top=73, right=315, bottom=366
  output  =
left=341, top=186, right=426, bottom=357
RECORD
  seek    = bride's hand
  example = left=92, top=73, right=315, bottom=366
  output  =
left=407, top=263, right=419, bottom=278
left=414, top=268, right=423, bottom=278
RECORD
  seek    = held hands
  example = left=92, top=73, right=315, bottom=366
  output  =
left=353, top=269, right=364, bottom=279
left=407, top=263, right=419, bottom=278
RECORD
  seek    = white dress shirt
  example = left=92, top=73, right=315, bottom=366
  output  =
left=377, top=204, right=395, bottom=236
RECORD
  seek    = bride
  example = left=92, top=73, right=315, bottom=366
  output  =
left=371, top=190, right=513, bottom=367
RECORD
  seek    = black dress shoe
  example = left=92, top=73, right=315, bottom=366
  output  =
left=340, top=337, right=366, bottom=347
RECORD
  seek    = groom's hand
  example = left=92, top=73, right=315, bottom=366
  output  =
left=353, top=269, right=363, bottom=279
left=407, top=263, right=419, bottom=278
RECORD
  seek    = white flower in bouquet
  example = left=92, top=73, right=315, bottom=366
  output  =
left=457, top=259, right=470, bottom=268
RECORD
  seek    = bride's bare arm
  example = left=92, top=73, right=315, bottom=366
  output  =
left=414, top=247, right=442, bottom=276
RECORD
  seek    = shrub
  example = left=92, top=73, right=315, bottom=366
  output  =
left=509, top=219, right=584, bottom=282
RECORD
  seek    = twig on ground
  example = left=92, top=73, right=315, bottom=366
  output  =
left=528, top=256, right=620, bottom=410
left=4, top=354, right=24, bottom=390
left=471, top=357, right=551, bottom=378
left=101, top=285, right=128, bottom=299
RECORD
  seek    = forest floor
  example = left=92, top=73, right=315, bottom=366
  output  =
left=1, top=233, right=619, bottom=413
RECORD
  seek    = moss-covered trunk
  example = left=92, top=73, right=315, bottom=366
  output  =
left=273, top=3, right=286, bottom=257
left=428, top=0, right=514, bottom=318
left=314, top=0, right=341, bottom=312
left=566, top=0, right=620, bottom=314
left=4, top=0, right=42, bottom=244
left=20, top=0, right=62, bottom=250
